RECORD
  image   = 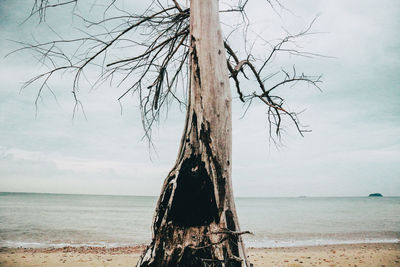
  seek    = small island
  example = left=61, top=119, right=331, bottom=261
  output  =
left=368, top=193, right=383, bottom=197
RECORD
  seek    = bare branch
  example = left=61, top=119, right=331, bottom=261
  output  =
left=15, top=0, right=323, bottom=144
left=222, top=14, right=324, bottom=140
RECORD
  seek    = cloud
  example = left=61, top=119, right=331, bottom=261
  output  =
left=0, top=146, right=170, bottom=195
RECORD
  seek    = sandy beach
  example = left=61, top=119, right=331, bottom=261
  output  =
left=1, top=243, right=399, bottom=267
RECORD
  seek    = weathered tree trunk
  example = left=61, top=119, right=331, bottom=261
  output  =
left=137, top=0, right=249, bottom=266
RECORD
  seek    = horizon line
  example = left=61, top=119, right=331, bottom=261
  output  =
left=1, top=191, right=397, bottom=198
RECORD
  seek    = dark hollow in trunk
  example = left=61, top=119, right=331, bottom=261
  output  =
left=168, top=153, right=219, bottom=227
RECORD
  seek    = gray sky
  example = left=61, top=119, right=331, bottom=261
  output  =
left=0, top=0, right=399, bottom=197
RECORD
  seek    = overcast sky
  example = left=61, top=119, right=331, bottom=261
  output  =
left=0, top=0, right=399, bottom=197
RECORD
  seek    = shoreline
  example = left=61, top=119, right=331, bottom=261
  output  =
left=1, top=242, right=400, bottom=252
left=2, top=237, right=399, bottom=251
left=1, top=242, right=399, bottom=266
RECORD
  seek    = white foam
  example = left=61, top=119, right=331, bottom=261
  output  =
left=244, top=238, right=400, bottom=248
left=0, top=240, right=139, bottom=248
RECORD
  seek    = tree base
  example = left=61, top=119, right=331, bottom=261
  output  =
left=137, top=225, right=249, bottom=267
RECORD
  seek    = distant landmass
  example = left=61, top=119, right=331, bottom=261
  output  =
left=368, top=193, right=383, bottom=197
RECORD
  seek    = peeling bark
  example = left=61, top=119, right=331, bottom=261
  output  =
left=137, top=0, right=249, bottom=266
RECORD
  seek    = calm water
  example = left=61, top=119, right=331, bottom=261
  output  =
left=0, top=192, right=399, bottom=248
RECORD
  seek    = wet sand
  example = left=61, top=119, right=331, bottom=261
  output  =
left=1, top=243, right=399, bottom=266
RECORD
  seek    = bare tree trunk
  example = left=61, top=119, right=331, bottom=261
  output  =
left=137, top=0, right=249, bottom=266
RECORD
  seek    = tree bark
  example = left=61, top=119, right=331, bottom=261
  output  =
left=137, top=0, right=249, bottom=266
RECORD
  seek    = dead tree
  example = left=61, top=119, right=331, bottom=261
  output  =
left=13, top=0, right=322, bottom=266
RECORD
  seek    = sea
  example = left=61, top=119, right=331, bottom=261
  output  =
left=0, top=192, right=399, bottom=248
